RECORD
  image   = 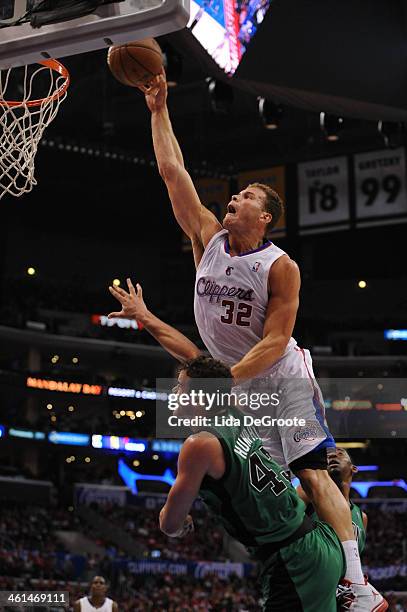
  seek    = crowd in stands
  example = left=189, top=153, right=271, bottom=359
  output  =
left=101, top=504, right=225, bottom=562
left=2, top=499, right=407, bottom=568
left=0, top=574, right=406, bottom=611
left=1, top=498, right=407, bottom=609
left=114, top=572, right=261, bottom=611
left=0, top=573, right=262, bottom=611
left=0, top=505, right=77, bottom=552
left=362, top=503, right=407, bottom=569
left=0, top=504, right=77, bottom=580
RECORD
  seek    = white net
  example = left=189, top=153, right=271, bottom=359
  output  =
left=0, top=61, right=69, bottom=199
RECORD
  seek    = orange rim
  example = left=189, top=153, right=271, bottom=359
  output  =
left=0, top=59, right=70, bottom=108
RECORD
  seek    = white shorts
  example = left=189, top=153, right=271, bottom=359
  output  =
left=233, top=346, right=335, bottom=470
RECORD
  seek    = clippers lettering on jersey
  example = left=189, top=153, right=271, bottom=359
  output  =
left=293, top=424, right=319, bottom=442
left=196, top=277, right=255, bottom=303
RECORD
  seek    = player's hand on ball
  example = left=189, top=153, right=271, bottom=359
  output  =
left=108, top=278, right=148, bottom=322
left=143, top=71, right=167, bottom=113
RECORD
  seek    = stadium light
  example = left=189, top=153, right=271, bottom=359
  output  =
left=320, top=112, right=344, bottom=142
left=48, top=431, right=90, bottom=446
left=258, top=98, right=283, bottom=130
left=207, top=78, right=234, bottom=114
left=385, top=329, right=407, bottom=340
left=339, top=442, right=368, bottom=449
left=356, top=466, right=379, bottom=472
left=377, top=121, right=405, bottom=148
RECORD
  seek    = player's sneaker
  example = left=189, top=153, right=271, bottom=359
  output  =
left=337, top=578, right=388, bottom=611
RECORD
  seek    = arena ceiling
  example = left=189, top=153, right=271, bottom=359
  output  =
left=40, top=0, right=407, bottom=174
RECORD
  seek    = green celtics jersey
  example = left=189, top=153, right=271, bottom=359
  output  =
left=198, top=414, right=306, bottom=547
left=308, top=501, right=366, bottom=555
left=350, top=502, right=366, bottom=554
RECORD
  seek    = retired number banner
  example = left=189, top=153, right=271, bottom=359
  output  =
left=354, top=147, right=407, bottom=225
left=298, top=156, right=350, bottom=234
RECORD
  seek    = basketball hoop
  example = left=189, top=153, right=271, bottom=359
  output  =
left=0, top=59, right=70, bottom=199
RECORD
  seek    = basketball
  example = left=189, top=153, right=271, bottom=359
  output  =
left=107, top=38, right=163, bottom=88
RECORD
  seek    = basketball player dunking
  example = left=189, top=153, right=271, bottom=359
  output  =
left=73, top=576, right=118, bottom=612
left=140, top=73, right=386, bottom=611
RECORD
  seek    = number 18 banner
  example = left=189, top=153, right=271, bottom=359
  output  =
left=298, top=156, right=350, bottom=233
left=354, top=147, right=407, bottom=225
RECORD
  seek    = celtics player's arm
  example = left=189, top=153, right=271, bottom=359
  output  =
left=109, top=279, right=200, bottom=362
left=296, top=484, right=311, bottom=506
left=147, top=78, right=222, bottom=249
left=362, top=511, right=368, bottom=532
left=141, top=311, right=201, bottom=362
left=159, top=435, right=213, bottom=536
left=231, top=256, right=300, bottom=383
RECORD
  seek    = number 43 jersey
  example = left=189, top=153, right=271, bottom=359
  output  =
left=199, top=415, right=306, bottom=546
left=194, top=229, right=297, bottom=371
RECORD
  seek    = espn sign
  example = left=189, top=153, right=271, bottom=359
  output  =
left=91, top=315, right=143, bottom=330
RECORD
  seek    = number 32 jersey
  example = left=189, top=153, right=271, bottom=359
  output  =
left=194, top=229, right=296, bottom=371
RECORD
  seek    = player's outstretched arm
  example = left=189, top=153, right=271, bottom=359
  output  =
left=108, top=278, right=201, bottom=362
left=145, top=75, right=222, bottom=252
left=159, top=435, right=212, bottom=536
left=231, top=256, right=300, bottom=383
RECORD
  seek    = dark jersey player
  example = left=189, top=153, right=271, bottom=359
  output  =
left=298, top=447, right=368, bottom=610
left=298, top=447, right=367, bottom=555
left=161, top=356, right=346, bottom=611
left=108, top=279, right=386, bottom=611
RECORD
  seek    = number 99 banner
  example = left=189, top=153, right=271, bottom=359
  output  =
left=354, top=148, right=407, bottom=225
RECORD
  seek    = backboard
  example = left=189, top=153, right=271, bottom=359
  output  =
left=0, top=0, right=190, bottom=68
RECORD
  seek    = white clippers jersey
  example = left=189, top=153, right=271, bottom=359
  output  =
left=79, top=598, right=113, bottom=612
left=194, top=229, right=297, bottom=374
